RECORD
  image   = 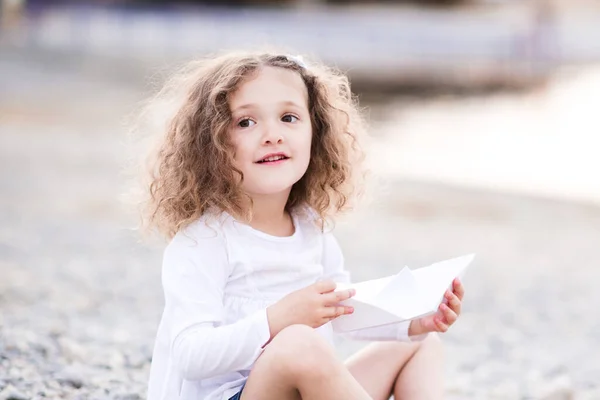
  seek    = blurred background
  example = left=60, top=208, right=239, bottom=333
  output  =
left=1, top=0, right=599, bottom=399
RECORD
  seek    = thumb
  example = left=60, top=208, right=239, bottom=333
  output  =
left=315, top=279, right=336, bottom=294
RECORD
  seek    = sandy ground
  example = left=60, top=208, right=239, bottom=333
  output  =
left=1, top=50, right=599, bottom=399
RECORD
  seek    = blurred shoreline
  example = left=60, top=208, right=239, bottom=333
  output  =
left=5, top=2, right=600, bottom=90
left=3, top=42, right=599, bottom=209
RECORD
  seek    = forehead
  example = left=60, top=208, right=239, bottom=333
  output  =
left=229, top=66, right=308, bottom=109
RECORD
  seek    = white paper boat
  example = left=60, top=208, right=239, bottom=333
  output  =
left=332, top=254, right=475, bottom=333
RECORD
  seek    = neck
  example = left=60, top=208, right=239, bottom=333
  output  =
left=246, top=190, right=294, bottom=237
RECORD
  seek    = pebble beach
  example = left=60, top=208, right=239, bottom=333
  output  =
left=1, top=49, right=599, bottom=400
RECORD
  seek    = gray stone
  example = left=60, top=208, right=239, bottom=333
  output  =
left=57, top=338, right=86, bottom=363
left=0, top=385, right=29, bottom=400
left=43, top=380, right=61, bottom=392
left=536, top=376, right=575, bottom=400
left=56, top=368, right=84, bottom=389
left=538, top=388, right=575, bottom=400
left=124, top=352, right=148, bottom=369
left=112, top=394, right=142, bottom=400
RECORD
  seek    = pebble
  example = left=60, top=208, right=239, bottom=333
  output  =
left=55, top=367, right=84, bottom=389
left=537, top=376, right=575, bottom=400
left=112, top=394, right=142, bottom=400
left=539, top=389, right=575, bottom=400
left=0, top=385, right=28, bottom=400
left=125, top=351, right=149, bottom=369
left=57, top=338, right=87, bottom=363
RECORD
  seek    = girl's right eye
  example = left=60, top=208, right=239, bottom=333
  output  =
left=238, top=118, right=256, bottom=128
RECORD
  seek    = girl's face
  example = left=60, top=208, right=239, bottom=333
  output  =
left=228, top=66, right=312, bottom=199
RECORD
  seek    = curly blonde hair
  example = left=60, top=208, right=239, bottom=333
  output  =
left=137, top=51, right=368, bottom=239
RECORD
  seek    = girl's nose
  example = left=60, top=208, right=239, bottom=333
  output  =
left=262, top=123, right=284, bottom=145
left=264, top=135, right=283, bottom=145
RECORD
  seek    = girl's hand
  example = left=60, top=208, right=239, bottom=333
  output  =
left=266, top=280, right=355, bottom=339
left=409, top=278, right=465, bottom=336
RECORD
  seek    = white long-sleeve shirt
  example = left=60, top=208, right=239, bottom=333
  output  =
left=147, top=210, right=417, bottom=400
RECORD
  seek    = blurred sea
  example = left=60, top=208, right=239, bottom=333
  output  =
left=6, top=2, right=600, bottom=86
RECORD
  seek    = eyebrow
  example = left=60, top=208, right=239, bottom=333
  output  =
left=230, top=100, right=305, bottom=114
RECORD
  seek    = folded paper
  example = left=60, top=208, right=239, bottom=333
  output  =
left=332, top=254, right=475, bottom=333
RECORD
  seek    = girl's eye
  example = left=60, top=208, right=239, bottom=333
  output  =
left=281, top=114, right=299, bottom=123
left=238, top=118, right=256, bottom=128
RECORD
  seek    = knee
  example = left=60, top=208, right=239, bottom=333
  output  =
left=386, top=332, right=443, bottom=358
left=270, top=324, right=330, bottom=349
left=422, top=332, right=442, bottom=345
left=417, top=332, right=444, bottom=354
left=265, top=324, right=337, bottom=379
left=269, top=324, right=334, bottom=361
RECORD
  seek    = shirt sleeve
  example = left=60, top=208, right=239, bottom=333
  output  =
left=322, top=232, right=427, bottom=342
left=162, top=225, right=271, bottom=381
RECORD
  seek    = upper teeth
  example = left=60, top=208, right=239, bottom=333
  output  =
left=262, top=155, right=285, bottom=162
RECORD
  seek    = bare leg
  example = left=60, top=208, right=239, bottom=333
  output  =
left=345, top=334, right=444, bottom=400
left=241, top=325, right=372, bottom=400
left=393, top=334, right=444, bottom=400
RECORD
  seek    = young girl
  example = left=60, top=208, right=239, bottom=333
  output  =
left=141, top=51, right=465, bottom=400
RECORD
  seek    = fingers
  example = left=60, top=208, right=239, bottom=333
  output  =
left=311, top=281, right=355, bottom=322
left=323, top=288, right=356, bottom=305
left=324, top=305, right=354, bottom=319
left=438, top=303, right=458, bottom=327
left=315, top=279, right=336, bottom=294
left=453, top=278, right=465, bottom=301
left=444, top=290, right=462, bottom=315
left=434, top=315, right=449, bottom=333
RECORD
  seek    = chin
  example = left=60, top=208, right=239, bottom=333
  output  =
left=251, top=185, right=294, bottom=196
left=245, top=179, right=300, bottom=197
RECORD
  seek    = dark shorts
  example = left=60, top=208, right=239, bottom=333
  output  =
left=228, top=385, right=244, bottom=400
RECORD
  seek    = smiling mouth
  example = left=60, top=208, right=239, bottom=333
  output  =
left=256, top=155, right=289, bottom=164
